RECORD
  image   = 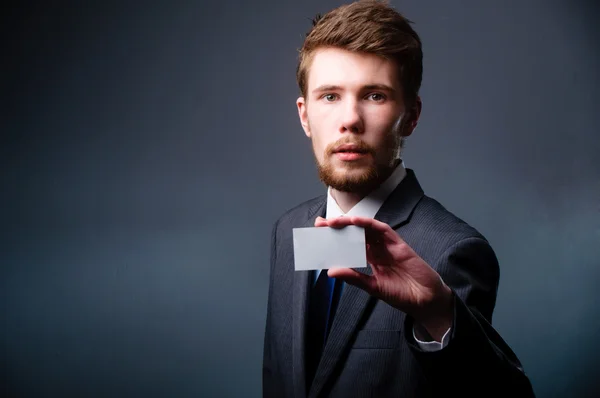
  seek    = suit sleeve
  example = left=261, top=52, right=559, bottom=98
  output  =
left=262, top=219, right=281, bottom=398
left=404, top=237, right=536, bottom=397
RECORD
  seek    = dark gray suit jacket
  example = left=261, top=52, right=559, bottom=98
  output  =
left=263, top=169, right=535, bottom=397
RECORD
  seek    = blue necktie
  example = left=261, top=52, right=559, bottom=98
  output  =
left=306, top=270, right=342, bottom=388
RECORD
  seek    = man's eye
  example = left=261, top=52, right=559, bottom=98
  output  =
left=368, top=93, right=386, bottom=102
left=323, top=94, right=337, bottom=101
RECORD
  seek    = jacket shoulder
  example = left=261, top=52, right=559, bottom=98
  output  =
left=411, top=195, right=489, bottom=244
left=273, top=194, right=326, bottom=230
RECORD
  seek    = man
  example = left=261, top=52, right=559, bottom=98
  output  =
left=262, top=1, right=535, bottom=397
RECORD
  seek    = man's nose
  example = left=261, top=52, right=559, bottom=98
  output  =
left=338, top=99, right=364, bottom=134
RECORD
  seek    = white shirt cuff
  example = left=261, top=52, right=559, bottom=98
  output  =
left=412, top=325, right=451, bottom=352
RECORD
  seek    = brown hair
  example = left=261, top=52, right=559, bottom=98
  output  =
left=296, top=0, right=423, bottom=106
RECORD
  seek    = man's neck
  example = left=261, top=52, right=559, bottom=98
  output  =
left=330, top=162, right=399, bottom=213
left=329, top=189, right=365, bottom=214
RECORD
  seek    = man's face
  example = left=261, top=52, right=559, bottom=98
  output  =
left=297, top=47, right=419, bottom=193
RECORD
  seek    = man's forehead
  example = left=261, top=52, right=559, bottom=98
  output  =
left=307, top=47, right=400, bottom=91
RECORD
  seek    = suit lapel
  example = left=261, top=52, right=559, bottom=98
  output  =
left=373, top=169, right=425, bottom=231
left=308, top=169, right=425, bottom=398
left=292, top=198, right=327, bottom=398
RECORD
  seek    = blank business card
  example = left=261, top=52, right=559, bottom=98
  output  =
left=292, top=225, right=367, bottom=271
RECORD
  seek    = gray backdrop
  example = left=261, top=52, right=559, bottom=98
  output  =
left=2, top=0, right=599, bottom=397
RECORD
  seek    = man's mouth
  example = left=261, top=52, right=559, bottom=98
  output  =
left=333, top=144, right=368, bottom=154
left=332, top=144, right=370, bottom=161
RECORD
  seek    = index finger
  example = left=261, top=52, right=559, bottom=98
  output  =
left=326, top=216, right=390, bottom=234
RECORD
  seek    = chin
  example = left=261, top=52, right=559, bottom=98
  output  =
left=317, top=162, right=380, bottom=193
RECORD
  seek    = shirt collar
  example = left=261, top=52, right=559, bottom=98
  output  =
left=326, top=161, right=407, bottom=219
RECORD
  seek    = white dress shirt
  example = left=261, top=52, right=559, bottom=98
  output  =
left=319, top=161, right=451, bottom=351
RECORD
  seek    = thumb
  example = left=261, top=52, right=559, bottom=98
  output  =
left=328, top=268, right=377, bottom=295
left=314, top=216, right=327, bottom=227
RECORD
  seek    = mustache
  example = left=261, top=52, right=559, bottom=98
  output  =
left=325, top=138, right=375, bottom=156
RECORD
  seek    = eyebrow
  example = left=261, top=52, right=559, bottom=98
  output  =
left=311, top=84, right=396, bottom=95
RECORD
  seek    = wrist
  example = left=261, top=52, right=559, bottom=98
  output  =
left=414, top=285, right=454, bottom=342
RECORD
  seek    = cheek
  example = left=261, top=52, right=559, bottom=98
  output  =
left=369, top=109, right=402, bottom=134
left=314, top=137, right=330, bottom=160
left=309, top=101, right=341, bottom=124
left=364, top=113, right=403, bottom=153
left=307, top=110, right=335, bottom=152
left=366, top=107, right=401, bottom=128
left=390, top=115, right=404, bottom=135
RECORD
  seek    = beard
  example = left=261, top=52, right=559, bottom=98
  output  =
left=312, top=132, right=401, bottom=194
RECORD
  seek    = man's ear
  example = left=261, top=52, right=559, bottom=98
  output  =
left=297, top=97, right=311, bottom=138
left=402, top=96, right=422, bottom=138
